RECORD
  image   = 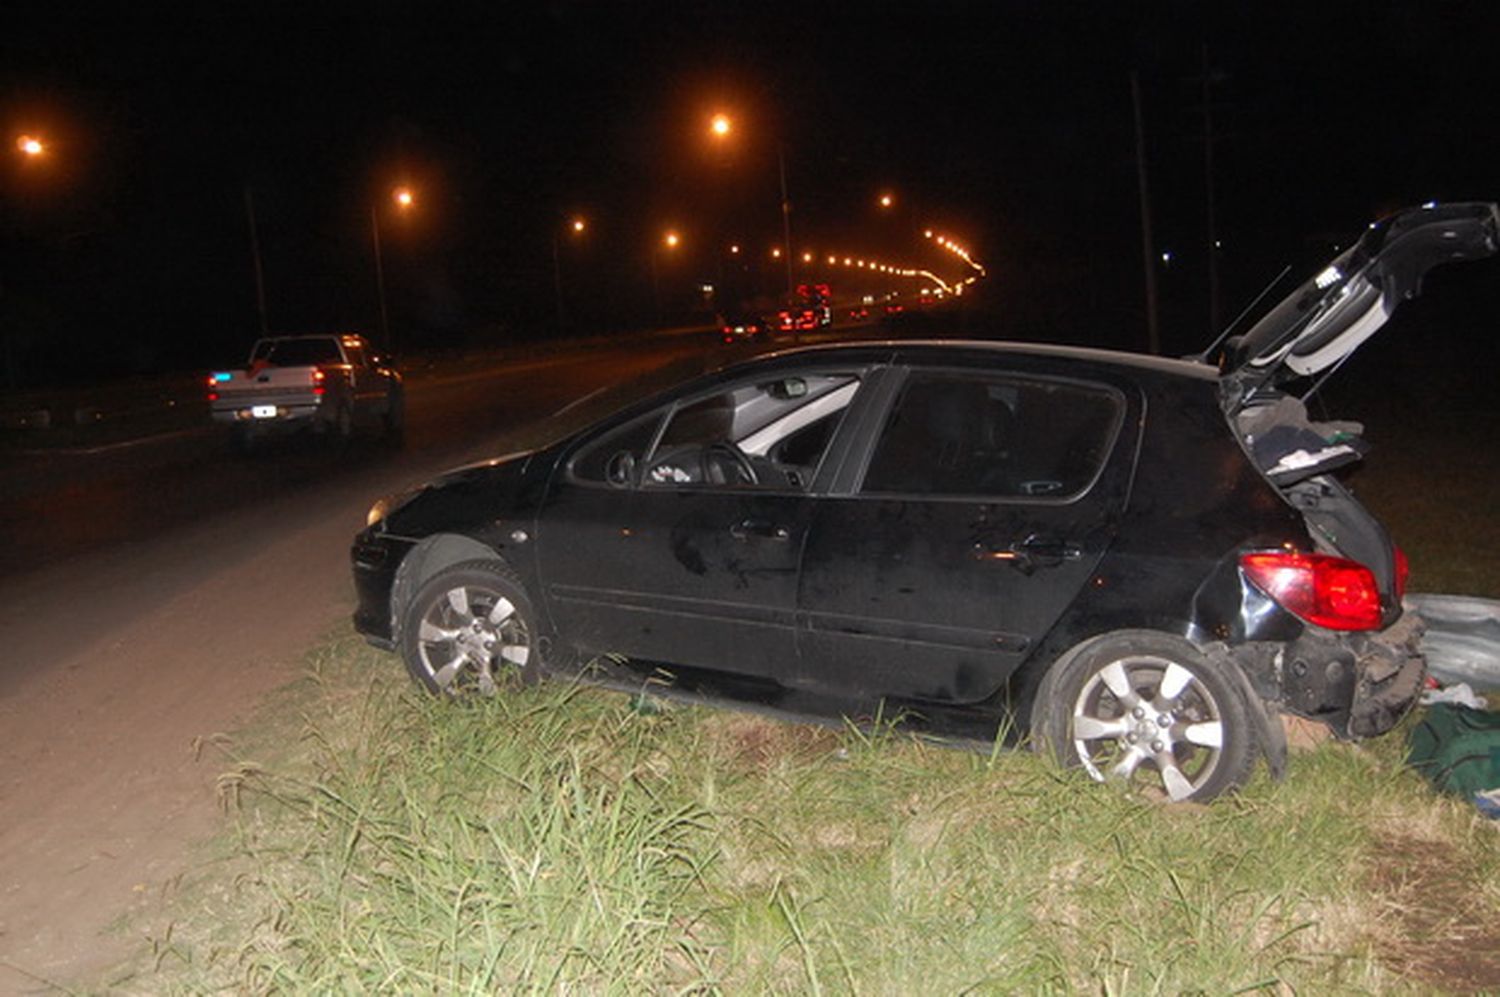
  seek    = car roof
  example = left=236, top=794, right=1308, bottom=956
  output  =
left=751, top=338, right=1220, bottom=382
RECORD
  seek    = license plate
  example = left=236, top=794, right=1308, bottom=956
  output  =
left=251, top=405, right=278, bottom=419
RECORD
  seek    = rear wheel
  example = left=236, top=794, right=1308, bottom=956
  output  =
left=1033, top=631, right=1257, bottom=802
left=397, top=559, right=540, bottom=696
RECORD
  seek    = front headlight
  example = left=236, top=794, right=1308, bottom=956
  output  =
left=366, top=486, right=421, bottom=528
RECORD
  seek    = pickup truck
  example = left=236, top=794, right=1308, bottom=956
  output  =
left=208, top=333, right=403, bottom=450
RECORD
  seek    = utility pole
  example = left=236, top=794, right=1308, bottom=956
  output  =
left=778, top=143, right=794, bottom=299
left=243, top=186, right=269, bottom=336
left=1131, top=72, right=1161, bottom=355
left=370, top=205, right=391, bottom=351
left=551, top=233, right=566, bottom=331
left=1202, top=43, right=1222, bottom=336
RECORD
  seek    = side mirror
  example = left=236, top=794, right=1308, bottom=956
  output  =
left=605, top=451, right=637, bottom=488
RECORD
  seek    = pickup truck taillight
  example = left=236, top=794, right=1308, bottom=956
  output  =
left=1240, top=550, right=1383, bottom=631
left=311, top=368, right=326, bottom=396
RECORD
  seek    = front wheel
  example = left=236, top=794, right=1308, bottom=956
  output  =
left=397, top=559, right=541, bottom=696
left=1033, top=631, right=1257, bottom=803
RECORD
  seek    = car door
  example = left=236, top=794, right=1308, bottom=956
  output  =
left=540, top=369, right=864, bottom=677
left=793, top=364, right=1138, bottom=704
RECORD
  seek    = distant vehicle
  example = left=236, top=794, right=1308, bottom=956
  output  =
left=802, top=283, right=833, bottom=327
left=208, top=333, right=403, bottom=450
left=719, top=311, right=771, bottom=345
left=778, top=283, right=833, bottom=332
left=349, top=202, right=1500, bottom=802
left=776, top=307, right=821, bottom=332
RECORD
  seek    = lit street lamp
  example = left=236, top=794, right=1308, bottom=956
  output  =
left=651, top=230, right=681, bottom=324
left=371, top=185, right=415, bottom=351
left=708, top=112, right=796, bottom=300
left=552, top=215, right=587, bottom=330
left=15, top=135, right=45, bottom=157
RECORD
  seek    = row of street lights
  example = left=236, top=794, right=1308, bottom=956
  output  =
left=14, top=121, right=974, bottom=347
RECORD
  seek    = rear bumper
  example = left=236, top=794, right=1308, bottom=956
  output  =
left=211, top=397, right=325, bottom=427
left=1269, top=611, right=1426, bottom=738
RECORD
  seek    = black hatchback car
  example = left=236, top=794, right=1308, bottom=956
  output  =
left=352, top=202, right=1498, bottom=802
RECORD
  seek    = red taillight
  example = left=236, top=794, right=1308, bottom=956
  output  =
left=1394, top=545, right=1410, bottom=599
left=1240, top=551, right=1383, bottom=631
left=311, top=368, right=326, bottom=396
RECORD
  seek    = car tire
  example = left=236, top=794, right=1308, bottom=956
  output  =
left=397, top=559, right=542, bottom=696
left=1032, top=630, right=1258, bottom=803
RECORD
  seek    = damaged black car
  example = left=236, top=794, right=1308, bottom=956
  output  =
left=352, top=202, right=1499, bottom=802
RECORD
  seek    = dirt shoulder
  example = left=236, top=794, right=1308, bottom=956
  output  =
left=0, top=475, right=367, bottom=992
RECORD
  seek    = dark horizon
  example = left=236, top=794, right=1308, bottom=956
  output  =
left=4, top=3, right=1500, bottom=386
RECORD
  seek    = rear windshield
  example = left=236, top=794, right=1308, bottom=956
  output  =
left=253, top=338, right=343, bottom=366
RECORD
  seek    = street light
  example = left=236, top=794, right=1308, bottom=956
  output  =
left=15, top=135, right=45, bottom=157
left=651, top=229, right=681, bottom=324
left=371, top=185, right=415, bottom=351
left=708, top=111, right=795, bottom=301
left=552, top=215, right=587, bottom=330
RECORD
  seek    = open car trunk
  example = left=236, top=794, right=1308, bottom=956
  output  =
left=1232, top=392, right=1402, bottom=610
left=1218, top=202, right=1500, bottom=613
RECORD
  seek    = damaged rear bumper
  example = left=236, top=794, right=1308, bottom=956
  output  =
left=1246, top=611, right=1426, bottom=739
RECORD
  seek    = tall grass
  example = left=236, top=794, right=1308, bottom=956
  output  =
left=121, top=635, right=1500, bottom=994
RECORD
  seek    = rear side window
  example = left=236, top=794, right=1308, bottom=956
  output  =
left=861, top=371, right=1122, bottom=499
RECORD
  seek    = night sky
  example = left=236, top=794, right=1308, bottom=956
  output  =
left=4, top=2, right=1500, bottom=385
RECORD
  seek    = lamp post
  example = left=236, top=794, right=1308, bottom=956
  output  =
left=5, top=134, right=52, bottom=387
left=551, top=216, right=586, bottom=331
left=371, top=185, right=414, bottom=352
left=708, top=113, right=795, bottom=300
left=243, top=187, right=269, bottom=336
left=651, top=230, right=680, bottom=325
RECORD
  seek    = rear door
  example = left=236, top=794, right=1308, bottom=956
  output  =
left=793, top=363, right=1137, bottom=704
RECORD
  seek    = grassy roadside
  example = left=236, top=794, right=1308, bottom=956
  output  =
left=106, top=630, right=1500, bottom=994
left=89, top=345, right=1500, bottom=992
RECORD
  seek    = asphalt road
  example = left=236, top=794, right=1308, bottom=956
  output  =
left=0, top=331, right=731, bottom=989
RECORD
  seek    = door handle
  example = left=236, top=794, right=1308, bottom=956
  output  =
left=973, top=533, right=1080, bottom=570
left=731, top=519, right=790, bottom=542
left=1013, top=535, right=1081, bottom=562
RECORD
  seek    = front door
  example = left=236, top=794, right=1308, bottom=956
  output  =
left=540, top=369, right=863, bottom=677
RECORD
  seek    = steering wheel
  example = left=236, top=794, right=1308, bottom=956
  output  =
left=704, top=442, right=758, bottom=486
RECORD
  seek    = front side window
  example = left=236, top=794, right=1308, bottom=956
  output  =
left=861, top=371, right=1122, bottom=499
left=569, top=412, right=664, bottom=487
left=640, top=373, right=861, bottom=491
